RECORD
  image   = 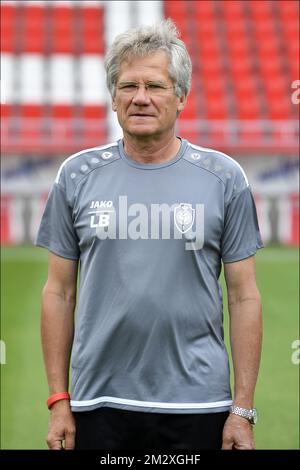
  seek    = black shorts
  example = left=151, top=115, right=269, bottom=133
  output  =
left=74, top=407, right=229, bottom=450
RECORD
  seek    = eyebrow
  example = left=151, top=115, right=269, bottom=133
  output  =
left=117, top=80, right=171, bottom=87
left=117, top=81, right=138, bottom=86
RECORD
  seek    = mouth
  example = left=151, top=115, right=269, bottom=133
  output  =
left=130, top=113, right=155, bottom=117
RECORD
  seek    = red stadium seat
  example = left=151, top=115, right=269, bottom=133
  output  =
left=219, top=0, right=245, bottom=19
left=1, top=4, right=15, bottom=52
left=49, top=5, right=76, bottom=54
left=277, top=0, right=299, bottom=19
left=235, top=100, right=260, bottom=120
left=205, top=95, right=228, bottom=120
left=0, top=195, right=11, bottom=245
left=80, top=106, right=107, bottom=148
left=11, top=105, right=45, bottom=153
left=80, top=6, right=105, bottom=54
left=21, top=5, right=46, bottom=54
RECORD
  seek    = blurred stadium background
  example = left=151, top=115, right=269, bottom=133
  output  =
left=1, top=0, right=299, bottom=449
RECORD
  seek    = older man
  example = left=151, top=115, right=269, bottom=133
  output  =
left=36, top=19, right=263, bottom=450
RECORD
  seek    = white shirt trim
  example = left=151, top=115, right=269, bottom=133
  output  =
left=70, top=396, right=233, bottom=409
left=55, top=142, right=118, bottom=183
left=189, top=143, right=249, bottom=186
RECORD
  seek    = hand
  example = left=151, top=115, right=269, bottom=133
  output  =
left=222, top=413, right=255, bottom=450
left=46, top=400, right=76, bottom=450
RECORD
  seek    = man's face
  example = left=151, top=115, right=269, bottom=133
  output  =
left=112, top=51, right=187, bottom=139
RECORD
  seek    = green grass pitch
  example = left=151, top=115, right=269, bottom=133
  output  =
left=1, top=245, right=299, bottom=449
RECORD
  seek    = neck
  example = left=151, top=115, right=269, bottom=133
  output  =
left=123, top=133, right=181, bottom=164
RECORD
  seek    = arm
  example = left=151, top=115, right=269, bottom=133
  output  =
left=222, top=256, right=262, bottom=450
left=41, top=252, right=78, bottom=450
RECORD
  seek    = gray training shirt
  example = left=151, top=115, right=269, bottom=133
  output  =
left=36, top=138, right=263, bottom=414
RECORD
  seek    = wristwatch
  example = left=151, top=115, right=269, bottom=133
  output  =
left=230, top=405, right=258, bottom=425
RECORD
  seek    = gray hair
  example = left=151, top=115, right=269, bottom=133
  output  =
left=104, top=19, right=192, bottom=98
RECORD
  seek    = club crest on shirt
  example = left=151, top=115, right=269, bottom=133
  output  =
left=174, top=203, right=195, bottom=233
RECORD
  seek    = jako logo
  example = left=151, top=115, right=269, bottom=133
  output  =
left=89, top=200, right=114, bottom=228
left=88, top=196, right=204, bottom=251
left=90, top=200, right=113, bottom=209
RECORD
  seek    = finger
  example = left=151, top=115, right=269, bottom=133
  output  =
left=234, top=444, right=255, bottom=450
left=64, top=430, right=76, bottom=450
left=222, top=439, right=234, bottom=450
left=47, top=437, right=64, bottom=450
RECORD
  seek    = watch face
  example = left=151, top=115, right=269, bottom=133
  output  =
left=251, top=408, right=258, bottom=425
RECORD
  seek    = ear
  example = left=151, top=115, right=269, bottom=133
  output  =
left=112, top=96, right=117, bottom=112
left=177, top=94, right=187, bottom=114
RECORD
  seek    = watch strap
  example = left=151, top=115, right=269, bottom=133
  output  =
left=230, top=405, right=256, bottom=424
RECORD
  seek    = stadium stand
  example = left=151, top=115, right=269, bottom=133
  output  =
left=165, top=0, right=299, bottom=154
left=1, top=0, right=107, bottom=154
left=1, top=0, right=299, bottom=155
left=0, top=0, right=299, bottom=246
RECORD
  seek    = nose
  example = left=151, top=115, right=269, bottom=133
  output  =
left=131, top=85, right=151, bottom=105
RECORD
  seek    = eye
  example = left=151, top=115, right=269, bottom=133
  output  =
left=118, top=84, right=138, bottom=92
left=147, top=84, right=165, bottom=91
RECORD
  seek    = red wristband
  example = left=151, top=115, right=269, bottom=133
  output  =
left=47, top=392, right=70, bottom=409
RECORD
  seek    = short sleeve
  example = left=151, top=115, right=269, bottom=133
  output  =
left=35, top=183, right=80, bottom=260
left=221, top=186, right=263, bottom=263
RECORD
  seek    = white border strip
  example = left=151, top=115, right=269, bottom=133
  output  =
left=55, top=142, right=118, bottom=183
left=71, top=396, right=233, bottom=409
left=189, top=143, right=249, bottom=186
